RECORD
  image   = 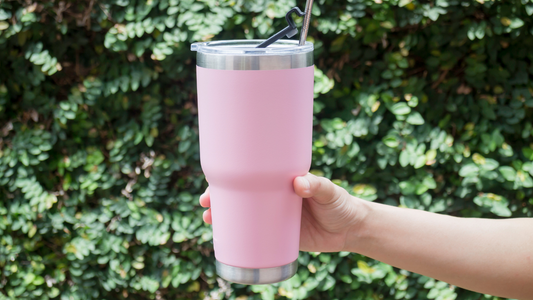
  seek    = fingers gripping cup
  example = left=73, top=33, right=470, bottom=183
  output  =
left=191, top=40, right=314, bottom=284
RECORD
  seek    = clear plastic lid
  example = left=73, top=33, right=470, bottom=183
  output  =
left=191, top=39, right=313, bottom=55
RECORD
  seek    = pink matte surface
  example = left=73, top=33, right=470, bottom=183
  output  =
left=197, top=65, right=314, bottom=268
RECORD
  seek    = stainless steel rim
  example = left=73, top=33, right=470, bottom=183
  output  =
left=216, top=260, right=298, bottom=285
left=194, top=40, right=313, bottom=70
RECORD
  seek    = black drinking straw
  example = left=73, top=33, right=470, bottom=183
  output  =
left=256, top=7, right=305, bottom=48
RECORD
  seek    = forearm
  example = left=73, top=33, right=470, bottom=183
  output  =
left=345, top=199, right=533, bottom=299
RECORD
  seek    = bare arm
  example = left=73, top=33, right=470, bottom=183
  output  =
left=348, top=200, right=533, bottom=299
left=201, top=173, right=533, bottom=298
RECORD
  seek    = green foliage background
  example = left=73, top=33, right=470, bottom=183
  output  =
left=1, top=0, right=533, bottom=299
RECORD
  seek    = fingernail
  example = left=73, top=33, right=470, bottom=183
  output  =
left=300, top=177, right=310, bottom=192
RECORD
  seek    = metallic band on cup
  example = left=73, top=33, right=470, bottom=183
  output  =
left=216, top=260, right=298, bottom=285
left=193, top=40, right=313, bottom=70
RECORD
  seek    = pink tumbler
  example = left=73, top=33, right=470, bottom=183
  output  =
left=191, top=40, right=314, bottom=284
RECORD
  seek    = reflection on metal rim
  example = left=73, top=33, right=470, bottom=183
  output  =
left=215, top=260, right=298, bottom=285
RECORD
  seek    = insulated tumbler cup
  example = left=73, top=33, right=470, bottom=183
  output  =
left=191, top=40, right=314, bottom=284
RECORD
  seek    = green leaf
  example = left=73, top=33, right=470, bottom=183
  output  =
left=499, top=166, right=516, bottom=181
left=168, top=6, right=179, bottom=15
left=467, top=26, right=476, bottom=41
left=20, top=150, right=29, bottom=166
left=390, top=103, right=411, bottom=115
left=39, top=142, right=52, bottom=151
left=523, top=147, right=533, bottom=160
left=406, top=111, right=425, bottom=125
left=29, top=147, right=41, bottom=155
left=132, top=261, right=145, bottom=269
left=390, top=78, right=403, bottom=88
left=400, top=196, right=419, bottom=208
left=399, top=151, right=410, bottom=167
left=415, top=183, right=428, bottom=195
left=33, top=276, right=45, bottom=285
left=491, top=202, right=512, bottom=217
left=426, top=149, right=437, bottom=161
left=173, top=232, right=186, bottom=243
left=319, top=275, right=336, bottom=291
left=0, top=9, right=12, bottom=20
left=481, top=158, right=499, bottom=171
left=321, top=118, right=345, bottom=132
left=475, top=22, right=485, bottom=39
left=48, top=288, right=60, bottom=298
left=398, top=0, right=411, bottom=7
left=383, top=135, right=400, bottom=148
left=382, top=70, right=393, bottom=79
left=145, top=134, right=154, bottom=147
left=526, top=4, right=533, bottom=16
left=0, top=21, right=9, bottom=31
left=23, top=273, right=36, bottom=286
left=59, top=102, right=70, bottom=110
left=422, top=177, right=437, bottom=189
left=398, top=59, right=409, bottom=69
left=523, top=162, right=533, bottom=176
left=509, top=18, right=524, bottom=29
left=399, top=181, right=416, bottom=195
left=64, top=111, right=76, bottom=119
left=429, top=199, right=447, bottom=213
left=459, top=164, right=479, bottom=177
left=28, top=225, right=37, bottom=238
left=427, top=8, right=440, bottom=21
left=414, top=155, right=426, bottom=169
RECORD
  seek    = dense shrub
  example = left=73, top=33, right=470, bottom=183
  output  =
left=1, top=0, right=532, bottom=299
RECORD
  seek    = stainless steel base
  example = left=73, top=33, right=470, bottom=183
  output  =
left=216, top=260, right=298, bottom=285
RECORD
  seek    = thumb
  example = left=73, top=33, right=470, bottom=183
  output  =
left=293, top=173, right=346, bottom=205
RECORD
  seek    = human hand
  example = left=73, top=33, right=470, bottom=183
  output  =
left=199, top=173, right=364, bottom=253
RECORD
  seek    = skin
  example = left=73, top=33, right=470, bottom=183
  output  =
left=199, top=173, right=533, bottom=299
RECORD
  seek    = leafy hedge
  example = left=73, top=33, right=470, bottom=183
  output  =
left=1, top=0, right=532, bottom=299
